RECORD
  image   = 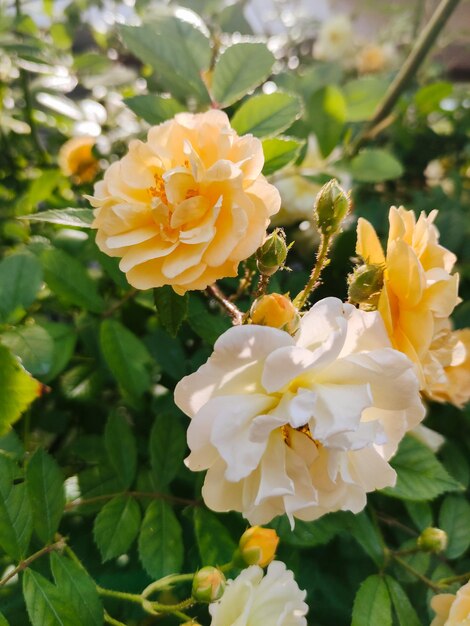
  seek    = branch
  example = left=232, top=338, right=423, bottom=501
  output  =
left=349, top=0, right=461, bottom=155
left=64, top=490, right=199, bottom=511
left=0, top=538, right=66, bottom=586
left=206, top=283, right=243, bottom=325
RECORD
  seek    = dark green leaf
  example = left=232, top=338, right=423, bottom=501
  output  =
left=0, top=611, right=9, bottom=625
left=308, top=86, right=346, bottom=157
left=26, top=448, right=65, bottom=543
left=138, top=500, right=183, bottom=579
left=50, top=553, right=103, bottom=626
left=120, top=19, right=210, bottom=103
left=262, top=137, right=303, bottom=176
left=194, top=508, right=236, bottom=566
left=124, top=95, right=185, bottom=125
left=343, top=77, right=388, bottom=122
left=149, top=412, right=186, bottom=489
left=41, top=248, right=105, bottom=314
left=405, top=501, right=433, bottom=531
left=350, top=149, right=404, bottom=183
left=0, top=253, right=43, bottom=321
left=231, top=92, right=302, bottom=138
left=414, top=82, right=453, bottom=115
left=23, top=569, right=80, bottom=626
left=2, top=325, right=54, bottom=378
left=348, top=511, right=385, bottom=567
left=0, top=344, right=40, bottom=435
left=154, top=286, right=188, bottom=338
left=270, top=511, right=350, bottom=548
left=146, top=328, right=187, bottom=381
left=212, top=42, right=275, bottom=107
left=41, top=322, right=77, bottom=383
left=20, top=208, right=94, bottom=228
left=93, top=495, right=141, bottom=562
left=187, top=296, right=231, bottom=344
left=100, top=319, right=151, bottom=399
left=105, top=413, right=137, bottom=489
left=382, top=436, right=463, bottom=501
left=385, top=576, right=422, bottom=626
left=351, top=575, right=392, bottom=626
left=0, top=454, right=32, bottom=560
left=439, top=495, right=470, bottom=559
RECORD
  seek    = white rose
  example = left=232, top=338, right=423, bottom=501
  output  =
left=175, top=297, right=425, bottom=525
left=209, top=561, right=308, bottom=626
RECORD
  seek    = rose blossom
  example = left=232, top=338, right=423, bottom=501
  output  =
left=174, top=297, right=424, bottom=525
left=88, top=111, right=280, bottom=294
left=431, top=580, right=470, bottom=626
left=209, top=561, right=308, bottom=626
left=356, top=206, right=470, bottom=406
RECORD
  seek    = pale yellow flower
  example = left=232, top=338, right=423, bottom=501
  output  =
left=59, top=136, right=99, bottom=184
left=239, top=526, right=279, bottom=568
left=356, top=43, right=394, bottom=74
left=431, top=580, right=470, bottom=626
left=88, top=111, right=280, bottom=294
left=313, top=15, right=354, bottom=62
left=250, top=294, right=300, bottom=334
left=356, top=207, right=469, bottom=405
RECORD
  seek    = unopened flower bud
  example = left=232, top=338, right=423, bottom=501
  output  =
left=250, top=294, right=300, bottom=334
left=314, top=179, right=350, bottom=235
left=192, top=566, right=226, bottom=603
left=256, top=229, right=288, bottom=276
left=348, top=263, right=384, bottom=310
left=238, top=526, right=279, bottom=568
left=417, top=527, right=448, bottom=553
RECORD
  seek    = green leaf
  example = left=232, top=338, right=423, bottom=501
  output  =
left=26, top=448, right=65, bottom=543
left=100, top=319, right=151, bottom=399
left=439, top=495, right=470, bottom=559
left=93, top=495, right=141, bottom=562
left=350, top=149, right=404, bottom=183
left=41, top=248, right=105, bottom=314
left=138, top=500, right=183, bottom=579
left=23, top=569, right=80, bottom=626
left=0, top=344, right=40, bottom=435
left=382, top=436, right=463, bottom=501
left=149, top=412, right=186, bottom=489
left=1, top=325, right=54, bottom=378
left=119, top=19, right=210, bottom=103
left=0, top=611, right=10, bottom=625
left=50, top=553, right=103, bottom=626
left=351, top=575, right=392, bottom=626
left=105, top=413, right=137, bottom=489
left=405, top=501, right=433, bottom=531
left=385, top=576, right=422, bottom=626
left=343, top=77, right=389, bottom=122
left=414, top=82, right=453, bottom=115
left=269, top=511, right=350, bottom=548
left=212, top=42, right=275, bottom=107
left=20, top=208, right=94, bottom=228
left=0, top=253, right=43, bottom=321
left=262, top=137, right=303, bottom=176
left=194, top=508, right=236, bottom=566
left=124, top=95, right=185, bottom=125
left=0, top=454, right=32, bottom=560
left=153, top=286, right=188, bottom=338
left=231, top=92, right=302, bottom=138
left=147, top=328, right=187, bottom=381
left=41, top=322, right=77, bottom=383
left=348, top=511, right=385, bottom=567
left=308, top=86, right=346, bottom=157
left=187, top=296, right=231, bottom=344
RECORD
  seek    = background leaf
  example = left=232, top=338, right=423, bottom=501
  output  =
left=93, top=495, right=141, bottom=562
left=194, top=508, right=236, bottom=566
left=231, top=92, right=302, bottom=138
left=153, top=286, right=188, bottom=338
left=105, top=412, right=137, bottom=489
left=350, top=149, right=404, bottom=183
left=20, top=208, right=94, bottom=228
left=262, top=137, right=303, bottom=175
left=351, top=575, right=392, bottom=626
left=149, top=412, right=186, bottom=489
left=438, top=495, right=470, bottom=558
left=308, top=85, right=346, bottom=157
left=2, top=325, right=54, bottom=378
left=0, top=344, right=40, bottom=434
left=0, top=253, right=43, bottom=321
left=0, top=454, right=32, bottom=560
left=23, top=569, right=80, bottom=626
left=124, top=95, right=185, bottom=125
left=138, top=500, right=183, bottom=579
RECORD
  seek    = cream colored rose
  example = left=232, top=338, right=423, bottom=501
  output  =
left=431, top=580, right=470, bottom=626
left=209, top=561, right=308, bottom=626
left=59, top=136, right=99, bottom=184
left=88, top=111, right=280, bottom=294
left=356, top=207, right=469, bottom=406
left=175, top=297, right=424, bottom=525
left=313, top=15, right=354, bottom=62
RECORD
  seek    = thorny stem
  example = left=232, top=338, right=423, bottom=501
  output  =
left=142, top=573, right=195, bottom=598
left=349, top=0, right=461, bottom=155
left=0, top=539, right=66, bottom=586
left=104, top=612, right=127, bottom=626
left=255, top=273, right=270, bottom=298
left=206, top=283, right=243, bottom=325
left=97, top=586, right=143, bottom=605
left=392, top=555, right=443, bottom=592
left=294, top=234, right=331, bottom=310
left=64, top=490, right=199, bottom=511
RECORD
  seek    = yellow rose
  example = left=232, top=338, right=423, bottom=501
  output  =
left=431, top=580, right=470, bottom=626
left=88, top=111, right=280, bottom=294
left=250, top=293, right=299, bottom=334
left=239, top=526, right=279, bottom=568
left=58, top=136, right=99, bottom=184
left=356, top=44, right=386, bottom=74
left=356, top=206, right=469, bottom=405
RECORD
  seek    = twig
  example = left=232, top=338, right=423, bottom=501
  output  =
left=102, top=288, right=138, bottom=318
left=349, top=0, right=461, bottom=155
left=254, top=273, right=270, bottom=298
left=64, top=490, right=199, bottom=511
left=104, top=612, right=127, bottom=626
left=0, top=538, right=66, bottom=586
left=206, top=283, right=243, bottom=325
left=293, top=234, right=331, bottom=310
left=392, top=555, right=442, bottom=592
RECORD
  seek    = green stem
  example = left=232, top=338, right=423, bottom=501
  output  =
left=64, top=490, right=198, bottom=511
left=437, top=572, right=470, bottom=587
left=104, top=612, right=127, bottom=626
left=393, top=555, right=442, bottom=592
left=97, top=586, right=143, bottom=605
left=293, top=234, right=331, bottom=310
left=0, top=539, right=66, bottom=586
left=349, top=0, right=461, bottom=155
left=142, top=573, right=195, bottom=598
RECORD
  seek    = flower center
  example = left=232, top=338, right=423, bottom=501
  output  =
left=281, top=424, right=322, bottom=448
left=148, top=173, right=168, bottom=205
